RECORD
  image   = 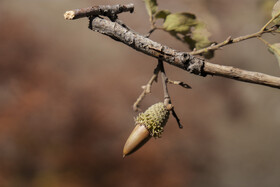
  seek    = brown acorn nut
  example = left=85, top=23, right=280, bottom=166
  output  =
left=123, top=102, right=170, bottom=157
left=122, top=124, right=151, bottom=157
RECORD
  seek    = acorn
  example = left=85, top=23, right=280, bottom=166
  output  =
left=123, top=102, right=170, bottom=157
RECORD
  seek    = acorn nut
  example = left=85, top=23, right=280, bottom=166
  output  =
left=123, top=102, right=170, bottom=157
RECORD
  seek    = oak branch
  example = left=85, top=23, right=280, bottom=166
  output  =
left=64, top=4, right=280, bottom=89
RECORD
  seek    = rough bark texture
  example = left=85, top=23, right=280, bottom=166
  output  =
left=91, top=17, right=206, bottom=76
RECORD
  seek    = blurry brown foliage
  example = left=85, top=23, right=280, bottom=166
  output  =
left=0, top=0, right=280, bottom=187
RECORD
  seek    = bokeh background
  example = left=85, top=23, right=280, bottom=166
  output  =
left=0, top=0, right=280, bottom=186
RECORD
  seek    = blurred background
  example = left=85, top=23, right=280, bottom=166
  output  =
left=0, top=0, right=280, bottom=186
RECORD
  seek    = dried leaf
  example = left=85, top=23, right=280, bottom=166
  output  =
left=144, top=0, right=158, bottom=17
left=272, top=0, right=280, bottom=24
left=184, top=22, right=214, bottom=58
left=155, top=10, right=171, bottom=20
left=268, top=43, right=280, bottom=67
left=163, top=13, right=197, bottom=34
left=161, top=11, right=213, bottom=58
left=192, top=23, right=212, bottom=50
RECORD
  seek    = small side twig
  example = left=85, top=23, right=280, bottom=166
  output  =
left=190, top=15, right=280, bottom=56
left=167, top=79, right=192, bottom=89
left=158, top=59, right=170, bottom=105
left=133, top=64, right=160, bottom=111
left=64, top=4, right=134, bottom=20
left=257, top=37, right=271, bottom=46
left=158, top=59, right=183, bottom=129
left=145, top=27, right=165, bottom=38
left=171, top=108, right=183, bottom=129
left=260, top=12, right=280, bottom=32
left=190, top=36, right=232, bottom=55
left=145, top=27, right=157, bottom=38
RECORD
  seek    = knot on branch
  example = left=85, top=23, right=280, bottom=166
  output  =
left=178, top=53, right=206, bottom=76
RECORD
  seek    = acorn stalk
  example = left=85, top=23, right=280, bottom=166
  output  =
left=123, top=102, right=170, bottom=157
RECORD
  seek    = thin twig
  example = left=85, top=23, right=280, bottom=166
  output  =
left=190, top=27, right=278, bottom=56
left=158, top=59, right=183, bottom=129
left=171, top=108, right=183, bottom=129
left=145, top=27, right=167, bottom=38
left=167, top=79, right=192, bottom=89
left=64, top=4, right=134, bottom=20
left=260, top=12, right=280, bottom=32
left=133, top=64, right=160, bottom=111
left=257, top=37, right=271, bottom=46
left=158, top=59, right=171, bottom=105
left=145, top=27, right=157, bottom=38
left=190, top=11, right=280, bottom=56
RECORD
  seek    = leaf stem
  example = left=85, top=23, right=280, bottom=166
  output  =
left=261, top=12, right=280, bottom=31
left=257, top=37, right=271, bottom=46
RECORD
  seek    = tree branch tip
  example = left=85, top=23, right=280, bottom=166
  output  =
left=64, top=4, right=134, bottom=21
left=182, top=84, right=192, bottom=89
left=178, top=82, right=191, bottom=89
left=126, top=3, right=135, bottom=13
left=168, top=80, right=192, bottom=89
left=64, top=11, right=75, bottom=20
left=171, top=108, right=183, bottom=129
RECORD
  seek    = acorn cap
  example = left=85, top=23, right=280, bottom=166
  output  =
left=123, top=102, right=170, bottom=157
left=135, top=102, right=169, bottom=138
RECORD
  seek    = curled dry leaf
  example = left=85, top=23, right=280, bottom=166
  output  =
left=272, top=0, right=280, bottom=24
left=268, top=43, right=280, bottom=67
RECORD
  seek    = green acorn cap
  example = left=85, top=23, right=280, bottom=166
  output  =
left=135, top=102, right=170, bottom=138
